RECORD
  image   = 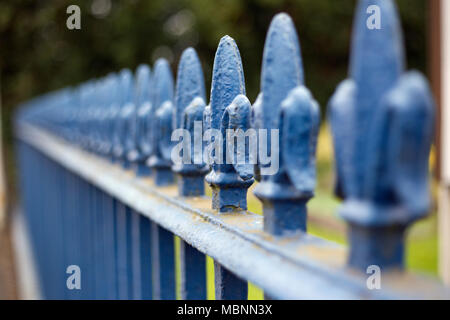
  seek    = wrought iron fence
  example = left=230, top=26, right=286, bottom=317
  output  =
left=13, top=0, right=450, bottom=299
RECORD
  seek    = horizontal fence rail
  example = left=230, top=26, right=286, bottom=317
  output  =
left=15, top=124, right=449, bottom=299
left=13, top=0, right=450, bottom=299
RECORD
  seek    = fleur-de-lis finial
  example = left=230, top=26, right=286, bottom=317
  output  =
left=205, top=36, right=254, bottom=212
left=95, top=77, right=111, bottom=157
left=112, top=69, right=134, bottom=169
left=329, top=0, right=435, bottom=270
left=147, top=59, right=175, bottom=186
left=172, top=48, right=208, bottom=196
left=253, top=13, right=320, bottom=236
left=134, top=64, right=153, bottom=176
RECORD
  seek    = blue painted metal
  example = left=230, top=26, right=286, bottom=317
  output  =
left=126, top=207, right=135, bottom=299
left=68, top=168, right=83, bottom=299
left=180, top=241, right=206, bottom=299
left=172, top=48, right=208, bottom=197
left=93, top=186, right=106, bottom=299
left=115, top=67, right=154, bottom=300
left=203, top=36, right=252, bottom=299
left=171, top=47, right=208, bottom=300
left=253, top=13, right=320, bottom=236
left=328, top=0, right=435, bottom=270
left=115, top=202, right=129, bottom=299
left=12, top=7, right=445, bottom=301
left=112, top=69, right=134, bottom=169
left=134, top=65, right=153, bottom=176
left=106, top=74, right=121, bottom=163
left=15, top=122, right=450, bottom=299
left=137, top=215, right=153, bottom=299
left=205, top=36, right=254, bottom=213
left=148, top=59, right=175, bottom=186
left=127, top=66, right=155, bottom=298
left=151, top=223, right=176, bottom=300
left=214, top=261, right=247, bottom=300
left=102, top=188, right=118, bottom=299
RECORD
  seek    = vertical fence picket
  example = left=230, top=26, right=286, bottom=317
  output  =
left=151, top=223, right=176, bottom=300
left=125, top=207, right=135, bottom=299
left=93, top=186, right=106, bottom=299
left=103, top=190, right=118, bottom=299
left=115, top=201, right=129, bottom=299
left=132, top=65, right=154, bottom=297
left=143, top=59, right=177, bottom=300
left=104, top=74, right=120, bottom=299
left=138, top=215, right=152, bottom=299
left=214, top=262, right=247, bottom=300
left=180, top=242, right=206, bottom=299
left=130, top=210, right=142, bottom=299
left=54, top=162, right=66, bottom=298
left=173, top=47, right=208, bottom=300
left=205, top=35, right=253, bottom=299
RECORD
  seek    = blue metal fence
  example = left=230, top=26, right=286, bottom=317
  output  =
left=13, top=1, right=450, bottom=299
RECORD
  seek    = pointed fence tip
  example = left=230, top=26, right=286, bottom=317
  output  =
left=136, top=64, right=150, bottom=78
left=181, top=46, right=196, bottom=58
left=210, top=34, right=245, bottom=129
left=260, top=11, right=303, bottom=131
left=154, top=58, right=171, bottom=71
left=219, top=35, right=234, bottom=44
left=152, top=58, right=174, bottom=108
left=270, top=12, right=294, bottom=30
left=178, top=47, right=202, bottom=75
left=175, top=47, right=205, bottom=129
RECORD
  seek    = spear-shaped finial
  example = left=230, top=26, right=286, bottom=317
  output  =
left=253, top=13, right=320, bottom=236
left=205, top=36, right=254, bottom=212
left=329, top=0, right=435, bottom=270
left=172, top=48, right=208, bottom=196
left=147, top=59, right=175, bottom=186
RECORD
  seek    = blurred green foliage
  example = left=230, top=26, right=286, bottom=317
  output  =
left=0, top=0, right=427, bottom=190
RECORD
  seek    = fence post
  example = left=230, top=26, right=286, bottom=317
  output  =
left=329, top=0, right=435, bottom=271
left=253, top=13, right=320, bottom=236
